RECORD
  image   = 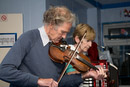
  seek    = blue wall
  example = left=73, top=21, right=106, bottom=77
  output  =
left=0, top=0, right=88, bottom=33
left=87, top=8, right=100, bottom=43
left=1, top=0, right=103, bottom=45
left=46, top=0, right=87, bottom=24
left=0, top=0, right=88, bottom=44
left=0, top=0, right=46, bottom=32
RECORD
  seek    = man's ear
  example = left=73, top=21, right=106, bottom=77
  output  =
left=49, top=24, right=54, bottom=29
left=75, top=36, right=80, bottom=43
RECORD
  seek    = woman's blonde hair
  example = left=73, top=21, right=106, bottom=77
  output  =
left=43, top=6, right=75, bottom=26
left=73, top=24, right=96, bottom=43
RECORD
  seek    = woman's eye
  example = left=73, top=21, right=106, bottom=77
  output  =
left=86, top=40, right=89, bottom=42
left=86, top=40, right=92, bottom=42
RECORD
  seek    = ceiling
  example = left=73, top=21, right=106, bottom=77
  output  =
left=78, top=0, right=130, bottom=9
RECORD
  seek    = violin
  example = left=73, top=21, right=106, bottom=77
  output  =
left=49, top=40, right=98, bottom=72
left=49, top=32, right=98, bottom=83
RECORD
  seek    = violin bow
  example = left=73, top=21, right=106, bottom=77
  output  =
left=57, top=31, right=87, bottom=83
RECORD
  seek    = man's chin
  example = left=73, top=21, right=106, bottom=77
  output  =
left=52, top=40, right=60, bottom=43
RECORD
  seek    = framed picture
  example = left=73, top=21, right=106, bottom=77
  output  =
left=0, top=33, right=17, bottom=48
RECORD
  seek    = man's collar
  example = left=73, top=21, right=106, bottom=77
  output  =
left=38, top=26, right=50, bottom=46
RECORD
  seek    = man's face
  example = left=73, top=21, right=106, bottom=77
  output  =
left=49, top=22, right=72, bottom=43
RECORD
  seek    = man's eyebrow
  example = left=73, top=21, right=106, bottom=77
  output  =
left=62, top=30, right=68, bottom=33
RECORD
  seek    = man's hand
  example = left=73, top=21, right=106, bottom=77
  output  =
left=81, top=67, right=108, bottom=80
left=38, top=78, right=58, bottom=87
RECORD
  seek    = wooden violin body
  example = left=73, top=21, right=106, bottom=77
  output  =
left=49, top=40, right=98, bottom=73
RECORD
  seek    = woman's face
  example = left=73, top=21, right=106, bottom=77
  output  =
left=75, top=36, right=92, bottom=52
left=48, top=22, right=72, bottom=43
left=79, top=39, right=92, bottom=52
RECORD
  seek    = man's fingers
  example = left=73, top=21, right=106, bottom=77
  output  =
left=51, top=80, right=58, bottom=87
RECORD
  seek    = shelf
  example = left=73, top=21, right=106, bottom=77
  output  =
left=104, top=35, right=130, bottom=39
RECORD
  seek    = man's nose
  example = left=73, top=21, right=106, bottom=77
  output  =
left=62, top=33, right=67, bottom=39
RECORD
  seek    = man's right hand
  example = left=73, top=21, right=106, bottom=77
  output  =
left=38, top=78, right=58, bottom=87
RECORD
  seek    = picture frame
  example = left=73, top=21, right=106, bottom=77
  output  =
left=0, top=33, right=17, bottom=48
